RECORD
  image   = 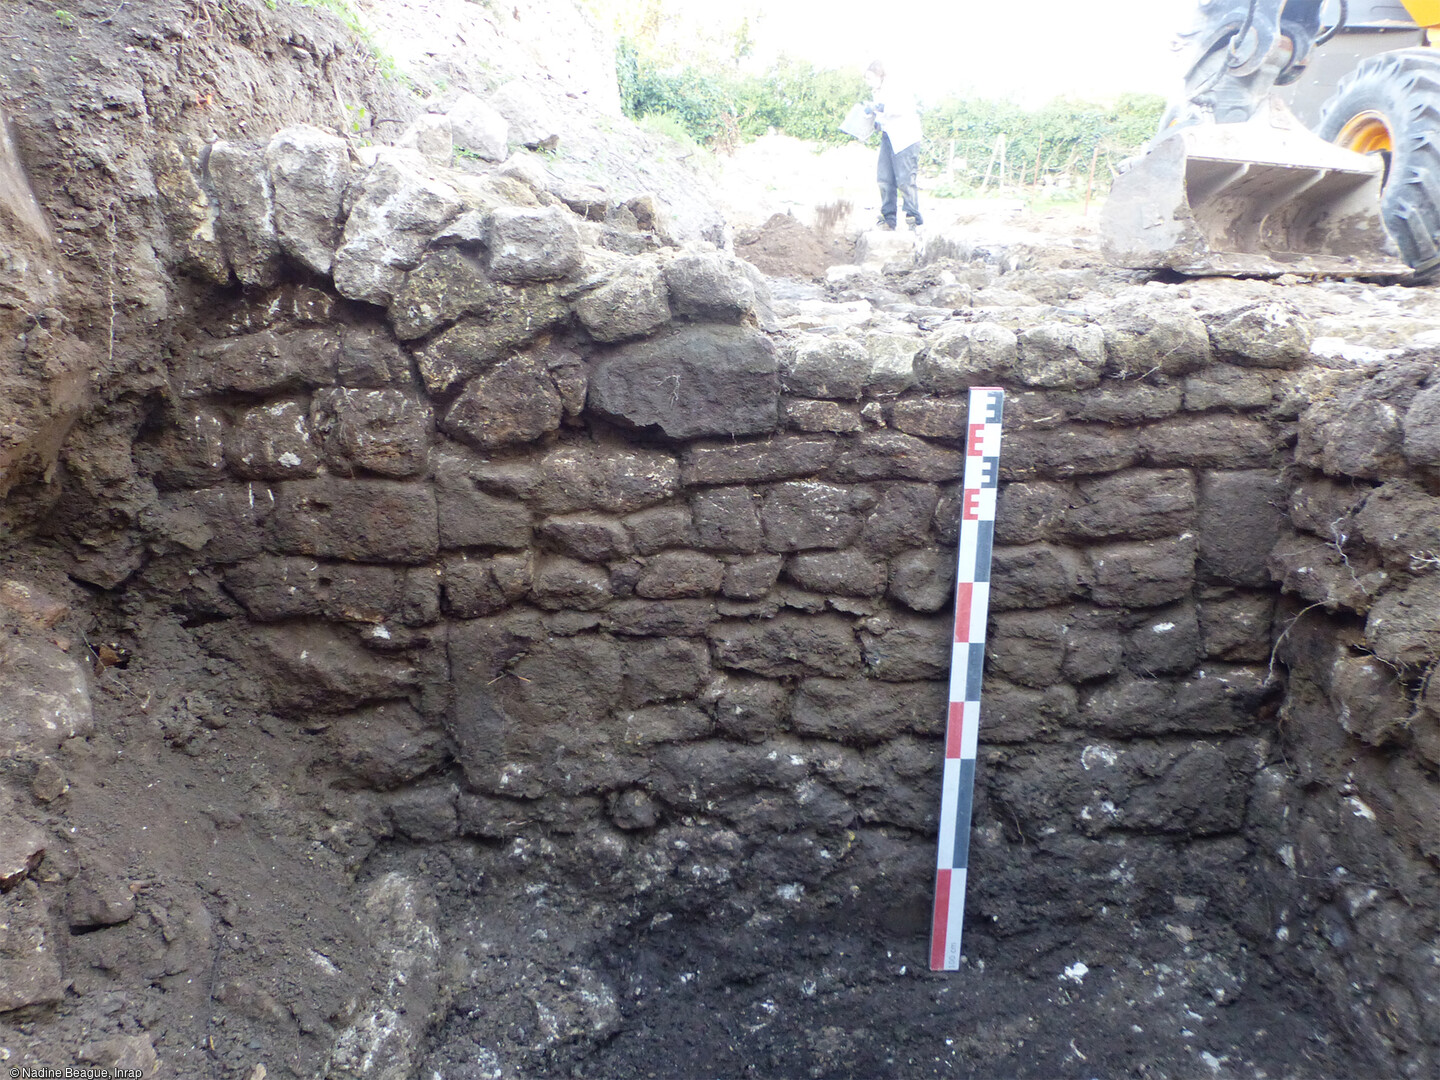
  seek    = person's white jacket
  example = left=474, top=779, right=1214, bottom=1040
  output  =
left=870, top=77, right=922, bottom=153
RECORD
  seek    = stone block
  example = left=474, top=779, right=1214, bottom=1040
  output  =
left=136, top=407, right=228, bottom=490
left=993, top=480, right=1068, bottom=545
left=1141, top=414, right=1276, bottom=469
left=623, top=505, right=696, bottom=555
left=692, top=487, right=765, bottom=553
left=447, top=93, right=509, bottom=161
left=792, top=677, right=948, bottom=744
left=681, top=434, right=838, bottom=486
left=576, top=261, right=671, bottom=342
left=331, top=150, right=463, bottom=306
left=1084, top=535, right=1196, bottom=608
left=914, top=322, right=1017, bottom=393
left=0, top=882, right=63, bottom=1011
left=614, top=705, right=713, bottom=747
left=705, top=674, right=789, bottom=742
left=534, top=444, right=680, bottom=514
left=186, top=328, right=339, bottom=397
left=990, top=544, right=1082, bottom=610
left=1354, top=479, right=1440, bottom=570
left=388, top=784, right=459, bottom=842
left=433, top=460, right=531, bottom=550
left=1204, top=301, right=1313, bottom=368
left=531, top=556, right=612, bottom=611
left=539, top=515, right=631, bottom=562
left=1078, top=666, right=1268, bottom=735
left=206, top=139, right=283, bottom=287
left=269, top=477, right=439, bottom=563
left=1060, top=607, right=1125, bottom=682
left=761, top=481, right=871, bottom=551
left=1002, top=424, right=1141, bottom=480
left=827, top=432, right=963, bottom=483
left=1288, top=477, right=1365, bottom=538
left=1122, top=601, right=1202, bottom=676
left=857, top=610, right=951, bottom=680
left=226, top=400, right=319, bottom=480
left=65, top=860, right=136, bottom=931
left=783, top=399, right=863, bottom=433
left=0, top=800, right=46, bottom=891
left=265, top=124, right=349, bottom=276
left=338, top=324, right=412, bottom=387
left=155, top=485, right=269, bottom=563
left=442, top=553, right=531, bottom=618
left=1061, top=383, right=1184, bottom=425
left=1196, top=470, right=1285, bottom=587
left=635, top=551, right=725, bottom=598
left=782, top=335, right=868, bottom=400
left=311, top=388, right=433, bottom=477
left=1102, top=304, right=1212, bottom=377
left=663, top=252, right=757, bottom=322
left=588, top=325, right=780, bottom=439
left=0, top=636, right=94, bottom=756
left=483, top=204, right=578, bottom=285
left=1064, top=469, right=1196, bottom=541
left=890, top=398, right=968, bottom=440
left=441, top=352, right=563, bottom=450
left=604, top=599, right=716, bottom=637
left=710, top=612, right=859, bottom=677
left=389, top=248, right=515, bottom=341
left=983, top=681, right=1076, bottom=743
left=987, top=610, right=1063, bottom=688
left=1294, top=365, right=1428, bottom=479
left=1182, top=367, right=1279, bottom=412
left=397, top=114, right=454, bottom=168
left=1365, top=576, right=1440, bottom=668
left=1015, top=323, right=1106, bottom=389
left=785, top=550, right=888, bottom=597
left=622, top=637, right=710, bottom=706
left=861, top=483, right=939, bottom=555
left=1404, top=381, right=1440, bottom=466
left=888, top=547, right=956, bottom=613
left=1268, top=532, right=1382, bottom=613
left=1198, top=591, right=1274, bottom=661
left=415, top=300, right=569, bottom=396
left=722, top=555, right=784, bottom=600
left=861, top=332, right=921, bottom=394
left=226, top=557, right=440, bottom=625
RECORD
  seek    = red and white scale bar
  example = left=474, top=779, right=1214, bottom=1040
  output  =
left=930, top=386, right=1005, bottom=971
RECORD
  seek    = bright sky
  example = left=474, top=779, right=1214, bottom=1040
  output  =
left=647, top=0, right=1200, bottom=105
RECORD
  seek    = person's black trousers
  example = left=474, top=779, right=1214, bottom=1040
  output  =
left=877, top=133, right=922, bottom=227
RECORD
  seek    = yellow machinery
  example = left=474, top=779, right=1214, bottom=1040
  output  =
left=1103, top=0, right=1440, bottom=275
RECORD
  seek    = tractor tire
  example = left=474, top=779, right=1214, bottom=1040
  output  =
left=1317, top=48, right=1440, bottom=273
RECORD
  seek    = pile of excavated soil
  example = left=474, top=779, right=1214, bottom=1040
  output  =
left=734, top=212, right=854, bottom=281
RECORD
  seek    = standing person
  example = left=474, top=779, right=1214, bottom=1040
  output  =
left=864, top=60, right=923, bottom=230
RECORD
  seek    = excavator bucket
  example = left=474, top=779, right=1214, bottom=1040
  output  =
left=1102, top=101, right=1407, bottom=277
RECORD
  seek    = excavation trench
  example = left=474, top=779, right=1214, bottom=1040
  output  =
left=3, top=3, right=1440, bottom=1079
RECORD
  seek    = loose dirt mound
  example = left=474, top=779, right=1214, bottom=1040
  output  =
left=735, top=212, right=853, bottom=281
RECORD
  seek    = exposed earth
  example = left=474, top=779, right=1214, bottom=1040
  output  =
left=3, top=4, right=1440, bottom=1080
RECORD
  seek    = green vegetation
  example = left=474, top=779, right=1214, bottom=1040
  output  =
left=53, top=8, right=75, bottom=26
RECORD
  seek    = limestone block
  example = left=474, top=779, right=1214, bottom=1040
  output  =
left=888, top=548, right=956, bottom=612
left=1183, top=366, right=1279, bottom=412
left=155, top=486, right=269, bottom=564
left=1196, top=469, right=1285, bottom=587
left=709, top=613, right=860, bottom=678
left=1204, top=301, right=1313, bottom=368
left=328, top=701, right=447, bottom=791
left=388, top=784, right=459, bottom=842
left=692, top=487, right=765, bottom=553
left=1366, top=575, right=1440, bottom=668
left=1121, top=601, right=1202, bottom=675
left=442, top=554, right=531, bottom=618
left=0, top=796, right=46, bottom=890
left=65, top=859, right=136, bottom=931
left=396, top=113, right=454, bottom=168
left=635, top=551, right=724, bottom=599
left=388, top=248, right=492, bottom=341
left=761, top=481, right=870, bottom=552
left=539, top=515, right=632, bottom=562
left=861, top=331, right=921, bottom=394
left=0, top=636, right=93, bottom=756
left=0, top=882, right=63, bottom=1012
left=786, top=550, right=888, bottom=597
left=1061, top=383, right=1184, bottom=425
left=1015, top=324, right=1106, bottom=389
left=588, top=325, right=780, bottom=439
left=1003, top=424, right=1141, bottom=480
left=576, top=260, right=671, bottom=342
left=994, top=480, right=1069, bottom=545
left=1141, top=414, right=1275, bottom=469
left=1102, top=304, right=1212, bottom=377
left=663, top=252, right=756, bottom=322
left=338, top=325, right=411, bottom=388
left=604, top=599, right=717, bottom=637
left=269, top=477, right=439, bottom=563
left=440, top=352, right=562, bottom=450
left=447, top=93, right=509, bottom=161
left=265, top=124, right=350, bottom=276
left=890, top=399, right=967, bottom=440
left=990, top=544, right=1082, bottom=610
left=311, top=388, right=432, bottom=478
left=488, top=80, right=563, bottom=149
left=682, top=434, right=838, bottom=486
left=413, top=300, right=568, bottom=394
left=534, top=445, right=680, bottom=514
left=331, top=150, right=463, bottom=306
left=432, top=462, right=532, bottom=551
left=225, top=557, right=440, bottom=625
left=1064, top=469, right=1197, bottom=541
left=136, top=407, right=228, bottom=490
left=1079, top=668, right=1268, bottom=736
left=721, top=554, right=784, bottom=600
left=783, top=335, right=869, bottom=400
left=226, top=400, right=319, bottom=480
left=531, top=556, right=612, bottom=611
left=792, top=677, right=948, bottom=744
left=1198, top=592, right=1274, bottom=661
left=485, top=205, right=582, bottom=284
left=982, top=681, right=1076, bottom=743
left=706, top=674, right=789, bottom=742
left=151, top=139, right=228, bottom=283
left=827, top=432, right=962, bottom=483
left=1269, top=531, right=1383, bottom=613
left=1354, top=479, right=1440, bottom=568
left=623, top=505, right=696, bottom=556
left=622, top=637, right=710, bottom=706
left=206, top=139, right=283, bottom=286
left=915, top=322, right=1017, bottom=393
left=1084, top=535, right=1196, bottom=608
left=185, top=327, right=339, bottom=396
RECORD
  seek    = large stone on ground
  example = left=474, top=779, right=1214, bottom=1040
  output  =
left=0, top=882, right=63, bottom=1011
left=265, top=124, right=349, bottom=276
left=206, top=139, right=282, bottom=287
left=484, top=206, right=582, bottom=284
left=0, top=636, right=93, bottom=756
left=441, top=352, right=562, bottom=450
left=331, top=150, right=463, bottom=306
left=588, top=325, right=779, bottom=439
left=269, top=478, right=439, bottom=563
left=311, top=388, right=433, bottom=477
